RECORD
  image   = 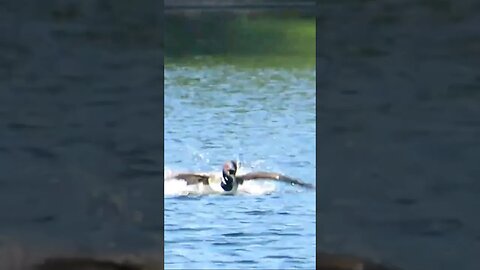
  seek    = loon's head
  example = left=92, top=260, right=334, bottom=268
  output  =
left=221, top=160, right=238, bottom=191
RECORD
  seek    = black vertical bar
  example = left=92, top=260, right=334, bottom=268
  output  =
left=159, top=0, right=165, bottom=266
left=315, top=0, right=321, bottom=267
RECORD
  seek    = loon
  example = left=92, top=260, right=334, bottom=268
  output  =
left=166, top=160, right=315, bottom=193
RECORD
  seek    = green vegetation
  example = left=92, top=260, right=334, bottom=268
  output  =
left=165, top=13, right=315, bottom=68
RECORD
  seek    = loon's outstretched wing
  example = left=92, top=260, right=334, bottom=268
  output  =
left=236, top=172, right=315, bottom=189
left=167, top=173, right=210, bottom=185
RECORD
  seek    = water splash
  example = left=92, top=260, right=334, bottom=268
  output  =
left=164, top=166, right=277, bottom=197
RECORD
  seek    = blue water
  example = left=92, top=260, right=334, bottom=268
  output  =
left=164, top=62, right=316, bottom=269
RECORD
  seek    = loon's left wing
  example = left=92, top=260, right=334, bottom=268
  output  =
left=236, top=172, right=315, bottom=189
left=167, top=173, right=210, bottom=186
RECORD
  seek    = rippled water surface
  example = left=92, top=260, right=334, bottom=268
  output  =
left=164, top=61, right=316, bottom=269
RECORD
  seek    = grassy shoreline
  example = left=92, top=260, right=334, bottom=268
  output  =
left=165, top=14, right=315, bottom=68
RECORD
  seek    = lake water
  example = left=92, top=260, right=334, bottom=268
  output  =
left=317, top=2, right=480, bottom=270
left=164, top=60, right=316, bottom=269
left=0, top=3, right=164, bottom=266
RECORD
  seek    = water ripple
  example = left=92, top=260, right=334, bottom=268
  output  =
left=165, top=62, right=315, bottom=269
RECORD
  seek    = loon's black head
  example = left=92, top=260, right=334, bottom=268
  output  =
left=221, top=160, right=238, bottom=191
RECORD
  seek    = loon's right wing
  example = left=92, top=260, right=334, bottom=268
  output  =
left=167, top=173, right=210, bottom=185
left=236, top=171, right=315, bottom=189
